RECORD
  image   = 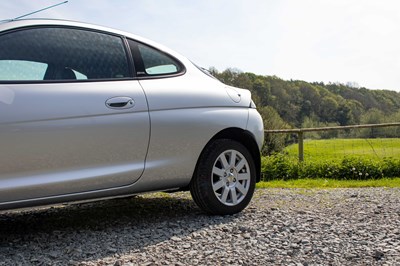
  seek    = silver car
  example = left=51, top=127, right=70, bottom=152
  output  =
left=0, top=19, right=264, bottom=215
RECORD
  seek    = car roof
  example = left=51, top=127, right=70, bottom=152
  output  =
left=0, top=18, right=129, bottom=35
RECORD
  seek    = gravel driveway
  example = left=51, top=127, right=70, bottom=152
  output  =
left=1, top=188, right=400, bottom=265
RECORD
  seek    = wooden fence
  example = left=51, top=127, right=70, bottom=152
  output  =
left=264, top=122, right=400, bottom=161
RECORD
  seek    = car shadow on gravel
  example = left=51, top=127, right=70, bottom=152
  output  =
left=0, top=192, right=236, bottom=263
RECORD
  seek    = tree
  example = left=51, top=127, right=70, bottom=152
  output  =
left=319, top=96, right=339, bottom=122
left=359, top=108, right=385, bottom=138
left=336, top=102, right=354, bottom=126
left=258, top=106, right=291, bottom=155
left=210, top=67, right=400, bottom=135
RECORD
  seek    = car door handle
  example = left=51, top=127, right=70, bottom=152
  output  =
left=105, top=97, right=135, bottom=109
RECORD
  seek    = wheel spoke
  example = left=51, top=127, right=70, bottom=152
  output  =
left=235, top=158, right=246, bottom=171
left=212, top=180, right=224, bottom=191
left=229, top=150, right=237, bottom=167
left=237, top=172, right=250, bottom=181
left=230, top=187, right=238, bottom=204
left=219, top=154, right=229, bottom=170
left=212, top=167, right=225, bottom=177
left=236, top=181, right=247, bottom=195
left=220, top=187, right=229, bottom=203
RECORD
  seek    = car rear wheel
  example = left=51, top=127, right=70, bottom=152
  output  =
left=190, top=139, right=256, bottom=215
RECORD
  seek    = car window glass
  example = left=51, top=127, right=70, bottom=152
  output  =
left=138, top=44, right=181, bottom=75
left=0, top=27, right=131, bottom=82
left=0, top=60, right=47, bottom=80
left=71, top=69, right=88, bottom=80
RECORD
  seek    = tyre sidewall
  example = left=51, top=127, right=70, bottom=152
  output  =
left=191, top=139, right=256, bottom=215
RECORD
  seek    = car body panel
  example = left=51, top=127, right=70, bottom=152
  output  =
left=0, top=81, right=150, bottom=203
left=135, top=74, right=251, bottom=189
left=246, top=108, right=265, bottom=150
left=139, top=108, right=250, bottom=190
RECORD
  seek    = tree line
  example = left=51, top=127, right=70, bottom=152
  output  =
left=211, top=68, right=400, bottom=152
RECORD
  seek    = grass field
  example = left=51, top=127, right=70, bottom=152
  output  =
left=284, top=138, right=400, bottom=161
left=262, top=138, right=400, bottom=181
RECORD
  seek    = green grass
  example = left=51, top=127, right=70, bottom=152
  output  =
left=256, top=178, right=400, bottom=189
left=262, top=138, right=400, bottom=181
left=284, top=138, right=400, bottom=161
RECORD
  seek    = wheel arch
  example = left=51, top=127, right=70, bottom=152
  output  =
left=194, top=127, right=261, bottom=184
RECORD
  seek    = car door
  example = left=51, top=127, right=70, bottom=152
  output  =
left=0, top=27, right=149, bottom=203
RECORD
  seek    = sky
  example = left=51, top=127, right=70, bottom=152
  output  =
left=1, top=0, right=400, bottom=92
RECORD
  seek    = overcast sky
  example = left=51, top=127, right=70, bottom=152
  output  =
left=1, top=0, right=400, bottom=92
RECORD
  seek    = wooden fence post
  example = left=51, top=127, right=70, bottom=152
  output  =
left=298, top=131, right=304, bottom=162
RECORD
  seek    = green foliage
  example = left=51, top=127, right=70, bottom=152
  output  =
left=261, top=154, right=298, bottom=180
left=211, top=68, right=400, bottom=129
left=210, top=68, right=400, bottom=153
left=210, top=68, right=400, bottom=180
left=284, top=138, right=400, bottom=161
left=337, top=157, right=383, bottom=180
left=382, top=158, right=400, bottom=177
left=262, top=138, right=400, bottom=180
left=259, top=106, right=291, bottom=155
left=261, top=156, right=400, bottom=181
left=256, top=178, right=400, bottom=189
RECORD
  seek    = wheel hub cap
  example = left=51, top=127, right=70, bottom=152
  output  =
left=226, top=170, right=236, bottom=185
left=211, top=149, right=251, bottom=206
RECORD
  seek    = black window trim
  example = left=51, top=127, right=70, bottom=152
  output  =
left=0, top=25, right=136, bottom=84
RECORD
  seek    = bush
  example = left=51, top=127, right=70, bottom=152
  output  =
left=261, top=154, right=298, bottom=180
left=336, top=157, right=383, bottom=180
left=382, top=158, right=400, bottom=177
left=261, top=155, right=399, bottom=181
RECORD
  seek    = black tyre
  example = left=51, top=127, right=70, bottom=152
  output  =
left=190, top=139, right=256, bottom=215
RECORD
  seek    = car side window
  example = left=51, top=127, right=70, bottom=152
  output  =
left=0, top=27, right=131, bottom=82
left=128, top=39, right=183, bottom=77
left=138, top=44, right=181, bottom=75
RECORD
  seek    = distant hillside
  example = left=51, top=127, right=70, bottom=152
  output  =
left=211, top=68, right=400, bottom=130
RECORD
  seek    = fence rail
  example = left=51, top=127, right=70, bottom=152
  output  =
left=264, top=122, right=400, bottom=161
